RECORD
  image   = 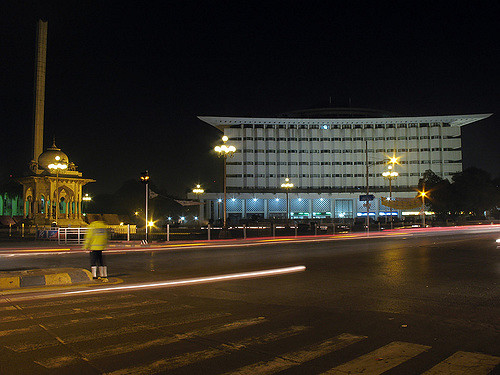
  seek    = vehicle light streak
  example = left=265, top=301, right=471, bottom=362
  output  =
left=61, top=266, right=306, bottom=296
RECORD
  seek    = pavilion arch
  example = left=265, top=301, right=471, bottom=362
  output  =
left=39, top=194, right=46, bottom=214
left=53, top=186, right=73, bottom=215
left=25, top=187, right=34, bottom=217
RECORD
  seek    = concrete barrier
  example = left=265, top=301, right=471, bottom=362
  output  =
left=0, top=268, right=93, bottom=289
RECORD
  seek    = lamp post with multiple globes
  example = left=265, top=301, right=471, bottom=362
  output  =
left=82, top=193, right=92, bottom=216
left=214, top=136, right=236, bottom=229
left=280, top=177, right=294, bottom=226
left=382, top=166, right=398, bottom=229
left=192, top=184, right=205, bottom=225
left=48, top=155, right=67, bottom=225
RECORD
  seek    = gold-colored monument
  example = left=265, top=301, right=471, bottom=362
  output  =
left=18, top=20, right=94, bottom=226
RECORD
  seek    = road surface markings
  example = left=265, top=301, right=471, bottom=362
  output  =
left=0, top=303, right=193, bottom=337
left=90, top=317, right=268, bottom=359
left=36, top=317, right=270, bottom=369
left=106, top=325, right=309, bottom=375
left=35, top=355, right=83, bottom=369
left=422, top=351, right=500, bottom=374
left=0, top=305, right=17, bottom=311
left=5, top=311, right=231, bottom=352
left=320, top=341, right=431, bottom=374
left=0, top=298, right=187, bottom=323
left=223, top=333, right=366, bottom=375
left=0, top=325, right=38, bottom=337
left=5, top=293, right=137, bottom=309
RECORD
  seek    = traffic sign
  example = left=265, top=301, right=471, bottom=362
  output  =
left=359, top=194, right=375, bottom=201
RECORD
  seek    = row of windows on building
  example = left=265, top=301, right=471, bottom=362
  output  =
left=230, top=135, right=458, bottom=141
left=235, top=148, right=460, bottom=154
left=227, top=122, right=451, bottom=129
left=228, top=160, right=462, bottom=166
left=228, top=172, right=454, bottom=178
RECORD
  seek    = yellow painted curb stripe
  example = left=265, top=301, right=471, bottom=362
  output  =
left=159, top=242, right=207, bottom=248
left=1, top=269, right=93, bottom=290
left=20, top=248, right=71, bottom=252
left=45, top=273, right=72, bottom=286
left=81, top=269, right=93, bottom=279
left=261, top=238, right=297, bottom=242
left=0, top=277, right=123, bottom=296
left=0, top=277, right=20, bottom=289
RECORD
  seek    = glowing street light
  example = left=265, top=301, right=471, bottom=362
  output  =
left=140, top=170, right=150, bottom=242
left=82, top=193, right=92, bottom=215
left=418, top=189, right=428, bottom=227
left=192, top=184, right=205, bottom=226
left=48, top=155, right=67, bottom=225
left=214, top=136, right=236, bottom=228
left=281, top=177, right=294, bottom=225
left=386, top=153, right=401, bottom=168
left=382, top=166, right=399, bottom=229
left=389, top=156, right=399, bottom=166
left=192, top=184, right=204, bottom=194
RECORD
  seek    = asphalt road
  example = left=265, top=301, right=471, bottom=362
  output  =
left=0, top=228, right=499, bottom=374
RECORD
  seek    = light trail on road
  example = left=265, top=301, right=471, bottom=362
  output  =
left=0, top=224, right=498, bottom=256
left=57, top=265, right=306, bottom=296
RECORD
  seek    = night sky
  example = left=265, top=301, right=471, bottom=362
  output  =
left=1, top=1, right=499, bottom=197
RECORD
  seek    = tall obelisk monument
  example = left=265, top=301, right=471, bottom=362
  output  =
left=31, top=20, right=48, bottom=174
left=19, top=20, right=95, bottom=226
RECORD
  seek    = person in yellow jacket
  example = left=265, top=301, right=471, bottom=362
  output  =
left=83, top=220, right=109, bottom=280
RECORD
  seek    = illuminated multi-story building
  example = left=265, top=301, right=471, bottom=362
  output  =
left=195, top=108, right=491, bottom=223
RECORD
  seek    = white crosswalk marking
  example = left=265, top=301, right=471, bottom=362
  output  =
left=0, top=326, right=38, bottom=337
left=422, top=351, right=500, bottom=374
left=0, top=306, right=17, bottom=311
left=34, top=317, right=268, bottom=368
left=106, top=325, right=309, bottom=375
left=5, top=311, right=230, bottom=352
left=224, top=333, right=367, bottom=375
left=321, top=341, right=431, bottom=375
left=0, top=299, right=189, bottom=323
left=0, top=303, right=192, bottom=334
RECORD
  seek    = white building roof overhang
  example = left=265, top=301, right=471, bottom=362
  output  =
left=198, top=113, right=493, bottom=130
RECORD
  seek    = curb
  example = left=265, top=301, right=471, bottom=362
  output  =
left=0, top=268, right=93, bottom=290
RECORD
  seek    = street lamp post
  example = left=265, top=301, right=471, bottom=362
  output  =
left=214, top=136, right=236, bottom=229
left=281, top=177, right=294, bottom=226
left=419, top=189, right=427, bottom=227
left=382, top=165, right=398, bottom=229
left=192, top=184, right=204, bottom=225
left=82, top=193, right=92, bottom=217
left=48, top=155, right=67, bottom=225
left=140, top=170, right=150, bottom=242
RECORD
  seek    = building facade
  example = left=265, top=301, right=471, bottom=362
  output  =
left=195, top=109, right=491, bottom=223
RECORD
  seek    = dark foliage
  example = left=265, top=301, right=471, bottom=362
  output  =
left=418, top=168, right=500, bottom=219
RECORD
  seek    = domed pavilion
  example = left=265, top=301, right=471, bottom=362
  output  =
left=18, top=140, right=94, bottom=226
